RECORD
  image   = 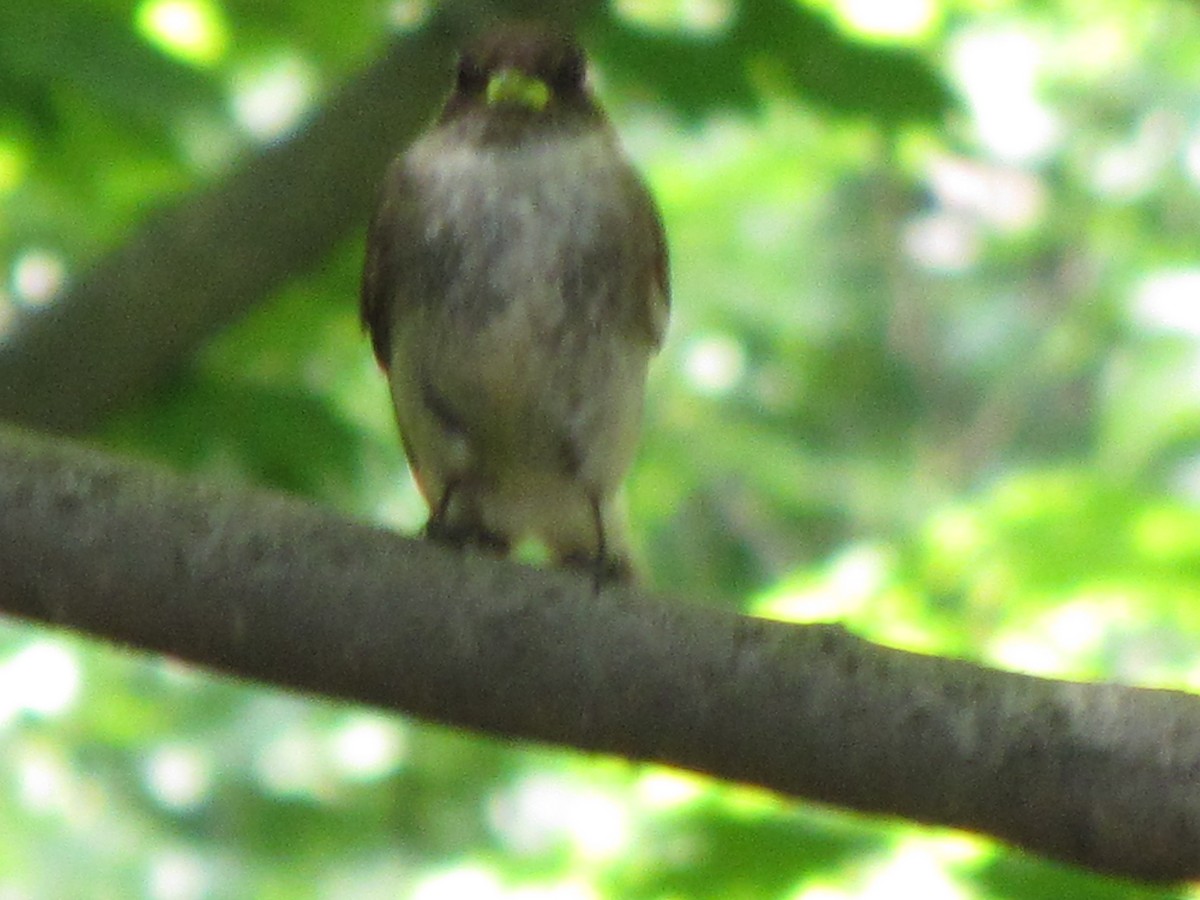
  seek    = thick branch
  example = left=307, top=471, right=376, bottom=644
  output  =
left=0, top=424, right=1197, bottom=882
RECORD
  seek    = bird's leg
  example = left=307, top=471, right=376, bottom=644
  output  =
left=424, top=479, right=510, bottom=556
left=562, top=493, right=633, bottom=590
left=585, top=493, right=608, bottom=593
left=423, top=477, right=459, bottom=539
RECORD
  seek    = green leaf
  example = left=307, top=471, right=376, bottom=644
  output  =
left=0, top=1, right=222, bottom=133
left=589, top=0, right=951, bottom=122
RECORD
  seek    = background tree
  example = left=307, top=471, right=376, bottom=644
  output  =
left=2, top=0, right=1200, bottom=897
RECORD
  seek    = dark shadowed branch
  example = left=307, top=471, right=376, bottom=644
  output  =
left=0, top=26, right=444, bottom=433
left=0, top=424, right=1197, bottom=883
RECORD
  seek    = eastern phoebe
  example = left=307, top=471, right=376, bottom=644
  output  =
left=361, top=25, right=669, bottom=583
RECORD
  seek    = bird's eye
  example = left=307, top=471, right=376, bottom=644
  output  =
left=550, top=48, right=586, bottom=93
left=456, top=57, right=487, bottom=93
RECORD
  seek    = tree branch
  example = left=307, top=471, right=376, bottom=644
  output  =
left=0, top=28, right=441, bottom=432
left=0, top=424, right=1196, bottom=882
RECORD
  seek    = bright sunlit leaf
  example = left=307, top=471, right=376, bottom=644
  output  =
left=835, top=0, right=939, bottom=41
left=757, top=544, right=895, bottom=623
left=135, top=0, right=229, bottom=66
left=856, top=836, right=977, bottom=900
left=0, top=139, right=26, bottom=196
left=635, top=768, right=710, bottom=809
left=949, top=28, right=1062, bottom=163
left=614, top=0, right=734, bottom=34
left=488, top=774, right=632, bottom=862
left=986, top=594, right=1136, bottom=677
left=1133, top=270, right=1200, bottom=336
left=0, top=642, right=80, bottom=726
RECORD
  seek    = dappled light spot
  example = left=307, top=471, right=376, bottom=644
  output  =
left=1170, top=458, right=1200, bottom=505
left=231, top=55, right=317, bottom=143
left=0, top=641, right=80, bottom=726
left=148, top=849, right=212, bottom=900
left=1089, top=112, right=1181, bottom=200
left=328, top=713, right=408, bottom=781
left=854, top=836, right=978, bottom=900
left=924, top=505, right=985, bottom=570
left=10, top=248, right=67, bottom=308
left=987, top=595, right=1134, bottom=677
left=634, top=768, right=709, bottom=810
left=136, top=0, right=228, bottom=66
left=144, top=743, right=213, bottom=811
left=250, top=710, right=409, bottom=800
left=15, top=745, right=77, bottom=817
left=1044, top=597, right=1128, bottom=655
left=987, top=632, right=1073, bottom=678
left=254, top=725, right=327, bottom=798
left=1133, top=270, right=1200, bottom=337
left=903, top=212, right=980, bottom=273
left=614, top=0, right=733, bottom=36
left=683, top=334, right=745, bottom=395
left=795, top=836, right=981, bottom=900
left=949, top=29, right=1062, bottom=164
left=412, top=866, right=505, bottom=900
left=756, top=544, right=894, bottom=624
left=831, top=0, right=939, bottom=42
left=925, top=156, right=1045, bottom=233
left=1185, top=129, right=1200, bottom=186
left=488, top=773, right=632, bottom=862
left=387, top=0, right=431, bottom=31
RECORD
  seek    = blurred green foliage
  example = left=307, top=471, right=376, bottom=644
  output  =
left=3, top=0, right=1200, bottom=897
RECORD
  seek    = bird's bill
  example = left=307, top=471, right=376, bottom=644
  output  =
left=485, top=68, right=551, bottom=111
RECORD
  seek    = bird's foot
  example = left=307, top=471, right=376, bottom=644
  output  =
left=424, top=518, right=510, bottom=556
left=561, top=550, right=634, bottom=592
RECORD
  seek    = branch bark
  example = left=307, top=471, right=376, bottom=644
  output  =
left=0, top=424, right=1197, bottom=882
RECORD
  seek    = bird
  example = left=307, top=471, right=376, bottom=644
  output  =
left=360, top=24, right=669, bottom=584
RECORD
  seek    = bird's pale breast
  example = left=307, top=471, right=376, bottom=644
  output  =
left=392, top=125, right=656, bottom=497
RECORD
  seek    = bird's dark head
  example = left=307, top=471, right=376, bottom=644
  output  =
left=440, top=25, right=599, bottom=129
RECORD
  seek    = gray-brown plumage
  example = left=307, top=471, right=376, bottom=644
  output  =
left=361, top=25, right=669, bottom=581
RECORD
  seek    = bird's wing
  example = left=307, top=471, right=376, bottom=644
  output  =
left=360, top=158, right=423, bottom=371
left=633, top=173, right=671, bottom=351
